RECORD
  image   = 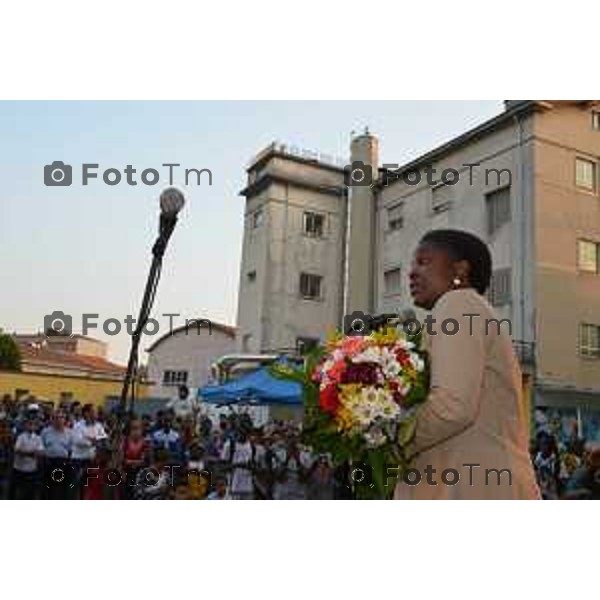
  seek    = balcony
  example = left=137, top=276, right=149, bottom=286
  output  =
left=513, top=340, right=535, bottom=367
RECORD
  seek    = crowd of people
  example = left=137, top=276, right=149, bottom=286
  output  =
left=2, top=389, right=599, bottom=500
left=530, top=430, right=600, bottom=500
left=0, top=386, right=337, bottom=500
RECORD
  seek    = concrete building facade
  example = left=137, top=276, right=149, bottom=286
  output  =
left=235, top=101, right=600, bottom=428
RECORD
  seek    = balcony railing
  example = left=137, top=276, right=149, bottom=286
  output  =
left=513, top=340, right=535, bottom=366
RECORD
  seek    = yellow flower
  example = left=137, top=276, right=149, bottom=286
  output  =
left=370, top=329, right=397, bottom=345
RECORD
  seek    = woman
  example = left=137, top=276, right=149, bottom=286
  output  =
left=122, top=419, right=148, bottom=499
left=394, top=229, right=540, bottom=500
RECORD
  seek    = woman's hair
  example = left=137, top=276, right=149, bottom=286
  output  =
left=420, top=229, right=492, bottom=295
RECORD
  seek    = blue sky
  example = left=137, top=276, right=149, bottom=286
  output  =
left=0, top=101, right=503, bottom=362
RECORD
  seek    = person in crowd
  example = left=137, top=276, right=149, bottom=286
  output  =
left=71, top=404, right=108, bottom=498
left=0, top=415, right=13, bottom=498
left=122, top=419, right=148, bottom=499
left=250, top=430, right=273, bottom=499
left=308, top=454, right=334, bottom=500
left=166, top=384, right=198, bottom=421
left=533, top=432, right=560, bottom=500
left=41, top=410, right=73, bottom=500
left=151, top=412, right=182, bottom=460
left=9, top=417, right=44, bottom=499
left=183, top=442, right=210, bottom=499
left=207, top=476, right=230, bottom=500
left=272, top=440, right=310, bottom=500
left=83, top=447, right=112, bottom=500
left=134, top=449, right=173, bottom=500
left=221, top=430, right=255, bottom=500
left=562, top=446, right=600, bottom=500
left=70, top=402, right=83, bottom=427
left=199, top=414, right=213, bottom=439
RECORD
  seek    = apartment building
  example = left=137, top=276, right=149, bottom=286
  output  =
left=236, top=101, right=600, bottom=426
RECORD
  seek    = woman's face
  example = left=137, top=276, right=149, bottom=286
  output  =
left=409, top=242, right=467, bottom=310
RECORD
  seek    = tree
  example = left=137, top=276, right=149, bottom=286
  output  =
left=0, top=330, right=21, bottom=371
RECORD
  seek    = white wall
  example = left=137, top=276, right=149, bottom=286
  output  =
left=146, top=328, right=236, bottom=398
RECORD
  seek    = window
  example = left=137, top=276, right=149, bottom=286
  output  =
left=387, top=203, right=404, bottom=231
left=488, top=268, right=511, bottom=306
left=299, top=273, right=322, bottom=299
left=486, top=187, right=511, bottom=235
left=296, top=337, right=319, bottom=354
left=304, top=212, right=325, bottom=237
left=575, top=158, right=596, bottom=191
left=163, top=370, right=188, bottom=386
left=247, top=270, right=257, bottom=282
left=579, top=324, right=600, bottom=358
left=251, top=208, right=264, bottom=228
left=431, top=184, right=453, bottom=213
left=577, top=240, right=599, bottom=273
left=383, top=267, right=402, bottom=295
left=592, top=111, right=600, bottom=131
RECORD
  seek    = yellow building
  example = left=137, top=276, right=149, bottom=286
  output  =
left=0, top=334, right=150, bottom=407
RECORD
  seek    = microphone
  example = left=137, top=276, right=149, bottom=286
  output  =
left=371, top=306, right=417, bottom=333
left=396, top=306, right=417, bottom=324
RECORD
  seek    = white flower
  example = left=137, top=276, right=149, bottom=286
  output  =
left=364, top=428, right=387, bottom=448
left=353, top=346, right=382, bottom=364
left=393, top=339, right=414, bottom=351
left=411, top=355, right=425, bottom=372
left=383, top=361, right=401, bottom=378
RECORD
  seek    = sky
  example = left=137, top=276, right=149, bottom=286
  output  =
left=0, top=100, right=503, bottom=363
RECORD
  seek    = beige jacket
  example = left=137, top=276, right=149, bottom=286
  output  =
left=394, top=288, right=541, bottom=500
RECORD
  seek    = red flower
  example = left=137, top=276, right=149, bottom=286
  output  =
left=340, top=363, right=379, bottom=385
left=320, top=383, right=340, bottom=415
left=396, top=350, right=412, bottom=367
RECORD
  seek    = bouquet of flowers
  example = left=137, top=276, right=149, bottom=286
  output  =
left=271, top=327, right=429, bottom=499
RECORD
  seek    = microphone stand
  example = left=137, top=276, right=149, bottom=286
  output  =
left=118, top=212, right=179, bottom=418
left=110, top=213, right=180, bottom=482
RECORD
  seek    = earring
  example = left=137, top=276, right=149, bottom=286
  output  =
left=452, top=277, right=461, bottom=287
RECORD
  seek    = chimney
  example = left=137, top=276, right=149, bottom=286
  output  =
left=343, top=129, right=379, bottom=317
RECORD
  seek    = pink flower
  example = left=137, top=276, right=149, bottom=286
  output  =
left=340, top=336, right=367, bottom=357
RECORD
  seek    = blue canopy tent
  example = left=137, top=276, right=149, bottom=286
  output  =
left=199, top=367, right=302, bottom=406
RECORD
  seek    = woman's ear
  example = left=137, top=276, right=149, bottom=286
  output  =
left=455, top=259, right=470, bottom=284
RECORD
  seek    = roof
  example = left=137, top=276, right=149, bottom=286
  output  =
left=376, top=101, right=599, bottom=187
left=18, top=344, right=126, bottom=378
left=146, top=319, right=236, bottom=353
left=374, top=100, right=545, bottom=188
left=12, top=333, right=106, bottom=344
